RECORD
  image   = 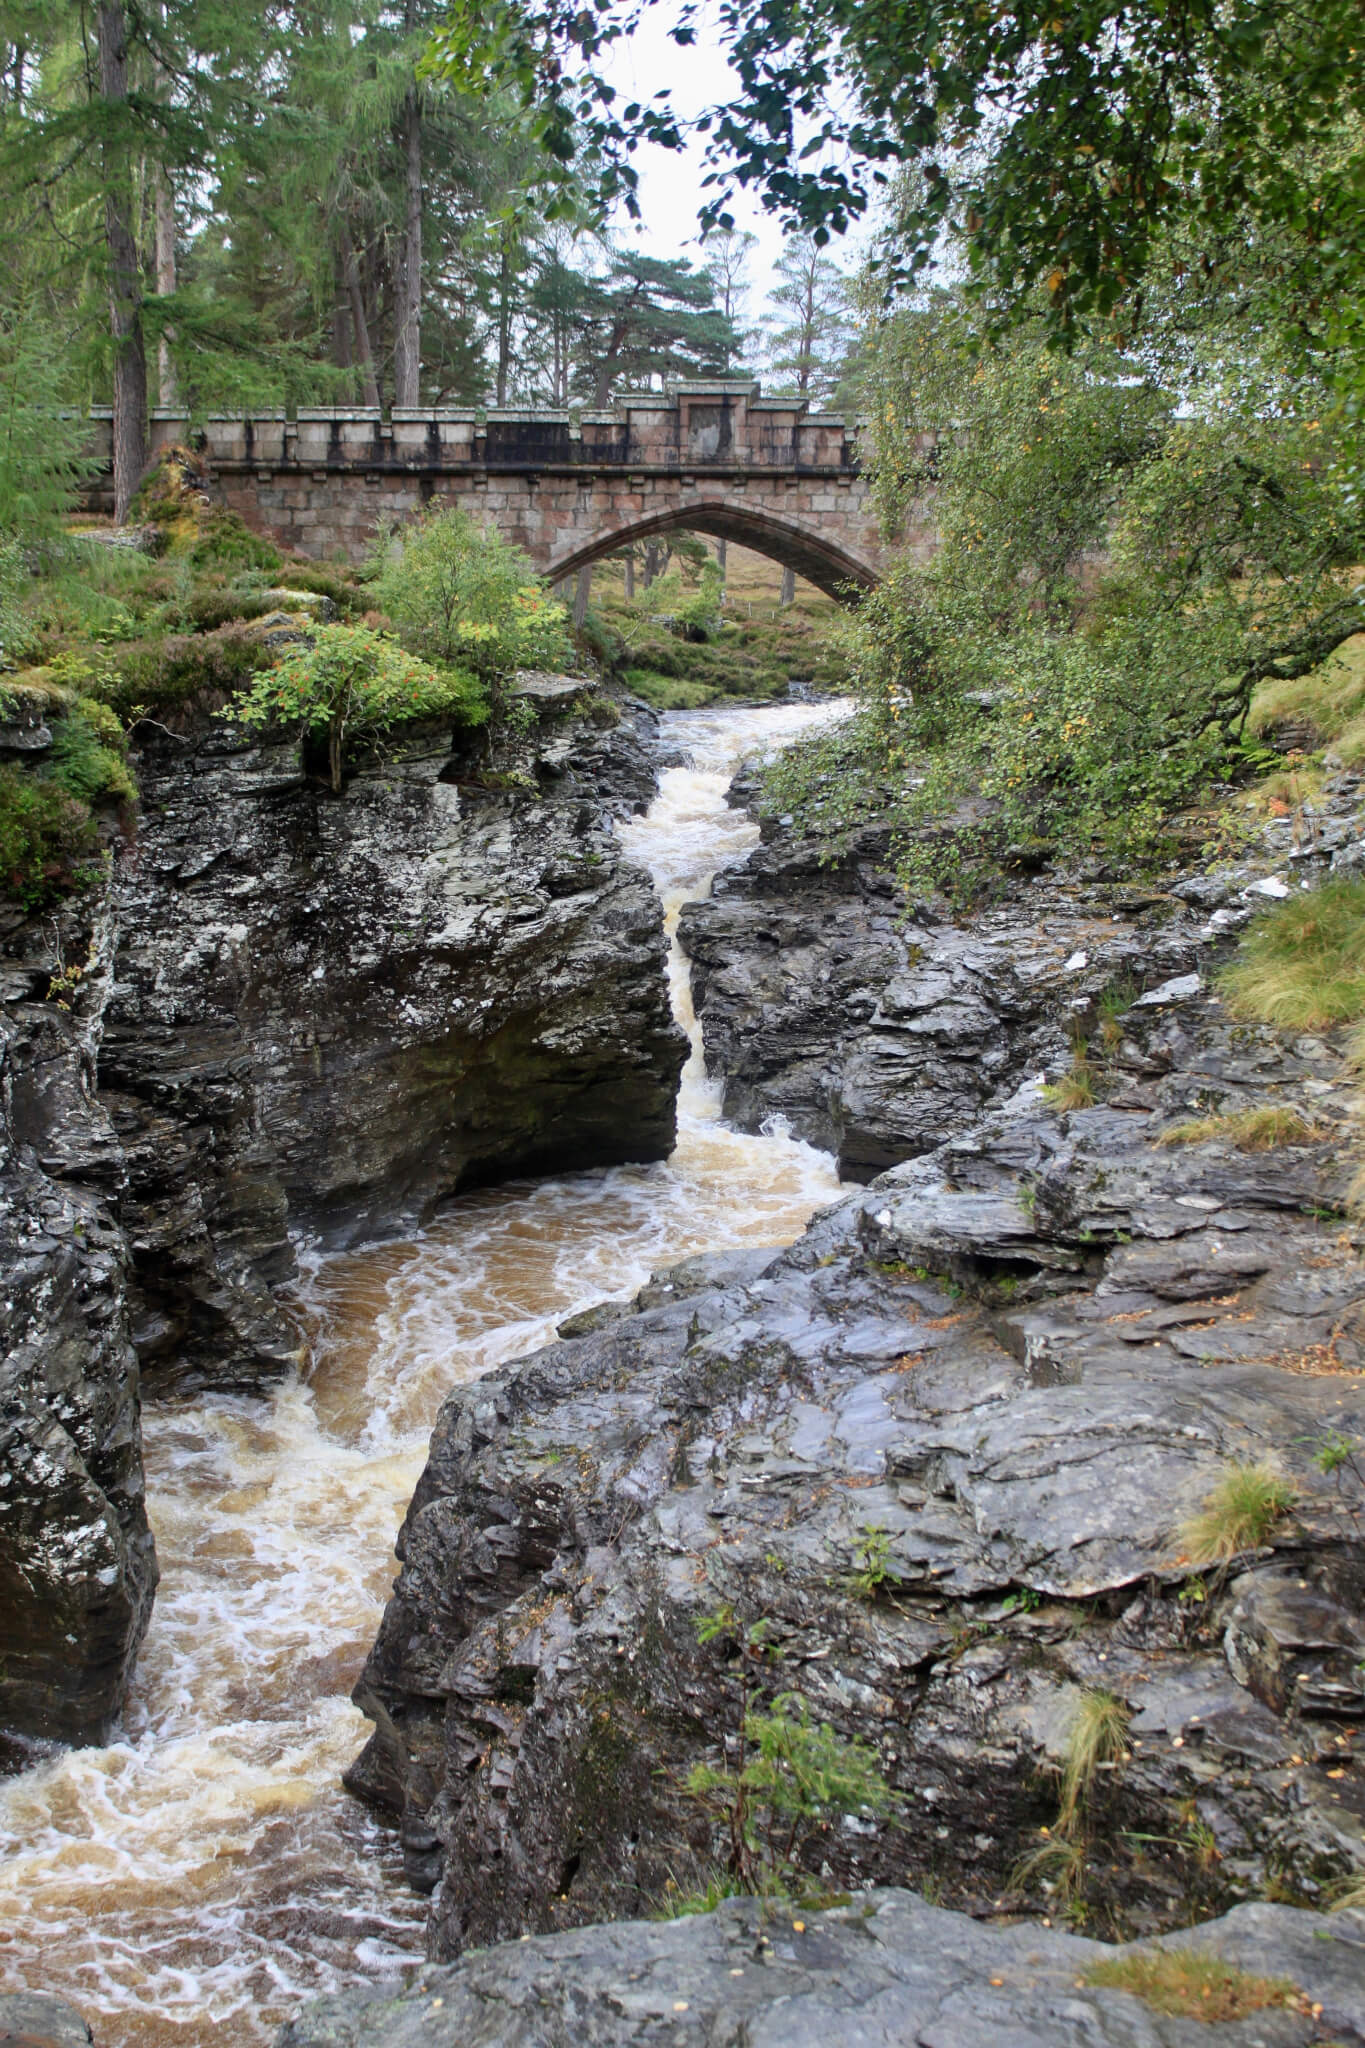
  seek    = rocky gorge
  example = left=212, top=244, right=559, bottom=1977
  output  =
left=2, top=686, right=1363, bottom=2048
left=325, top=758, right=1365, bottom=2036
left=1, top=678, right=684, bottom=1750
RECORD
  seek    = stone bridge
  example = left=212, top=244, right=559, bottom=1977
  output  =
left=90, top=381, right=924, bottom=597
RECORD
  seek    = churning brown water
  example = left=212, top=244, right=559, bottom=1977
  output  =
left=0, top=702, right=846, bottom=2045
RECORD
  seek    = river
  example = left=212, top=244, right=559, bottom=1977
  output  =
left=0, top=700, right=846, bottom=2046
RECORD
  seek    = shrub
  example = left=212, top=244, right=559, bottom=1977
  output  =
left=0, top=763, right=98, bottom=910
left=685, top=1690, right=897, bottom=1897
left=272, top=563, right=368, bottom=615
left=172, top=504, right=281, bottom=574
left=48, top=700, right=136, bottom=806
left=130, top=446, right=282, bottom=575
left=185, top=589, right=283, bottom=633
left=227, top=621, right=486, bottom=790
left=80, top=624, right=278, bottom=719
left=374, top=507, right=571, bottom=693
left=685, top=1606, right=898, bottom=1898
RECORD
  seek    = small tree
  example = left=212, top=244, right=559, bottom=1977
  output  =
left=685, top=1608, right=898, bottom=1897
left=227, top=623, right=485, bottom=791
left=374, top=508, right=572, bottom=696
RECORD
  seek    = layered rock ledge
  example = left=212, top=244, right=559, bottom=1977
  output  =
left=679, top=771, right=1364, bottom=1178
left=279, top=1891, right=1365, bottom=2047
left=0, top=918, right=156, bottom=1753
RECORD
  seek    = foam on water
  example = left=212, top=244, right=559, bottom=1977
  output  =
left=0, top=699, right=848, bottom=2045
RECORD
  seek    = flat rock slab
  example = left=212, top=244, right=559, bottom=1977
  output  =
left=277, top=1891, right=1365, bottom=2046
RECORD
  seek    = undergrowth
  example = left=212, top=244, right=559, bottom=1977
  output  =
left=0, top=692, right=133, bottom=909
left=1248, top=632, right=1365, bottom=770
left=677, top=1606, right=898, bottom=1906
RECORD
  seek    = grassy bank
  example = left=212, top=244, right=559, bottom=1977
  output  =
left=588, top=543, right=848, bottom=709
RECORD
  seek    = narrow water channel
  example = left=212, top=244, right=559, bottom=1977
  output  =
left=0, top=701, right=845, bottom=2046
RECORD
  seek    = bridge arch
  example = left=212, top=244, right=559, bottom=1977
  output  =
left=545, top=499, right=878, bottom=602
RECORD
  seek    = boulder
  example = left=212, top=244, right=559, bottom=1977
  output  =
left=0, top=1989, right=94, bottom=2046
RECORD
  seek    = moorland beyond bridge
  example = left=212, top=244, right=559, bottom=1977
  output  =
left=88, top=381, right=924, bottom=596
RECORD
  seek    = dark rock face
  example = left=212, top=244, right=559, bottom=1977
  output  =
left=102, top=696, right=685, bottom=1390
left=0, top=924, right=157, bottom=1750
left=278, top=1891, right=1365, bottom=2047
left=679, top=773, right=1365, bottom=1179
left=347, top=952, right=1364, bottom=1955
left=1, top=689, right=678, bottom=1741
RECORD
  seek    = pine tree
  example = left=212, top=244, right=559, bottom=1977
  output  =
left=761, top=235, right=853, bottom=404
left=701, top=228, right=758, bottom=372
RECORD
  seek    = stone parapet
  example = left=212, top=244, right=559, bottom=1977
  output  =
left=126, top=386, right=859, bottom=477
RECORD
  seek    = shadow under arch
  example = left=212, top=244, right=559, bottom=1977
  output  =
left=545, top=498, right=878, bottom=602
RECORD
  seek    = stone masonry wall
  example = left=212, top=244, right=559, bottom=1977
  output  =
left=85, top=381, right=936, bottom=591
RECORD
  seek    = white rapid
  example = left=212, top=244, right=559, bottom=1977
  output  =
left=0, top=700, right=846, bottom=2047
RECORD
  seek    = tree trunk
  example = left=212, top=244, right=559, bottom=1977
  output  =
left=643, top=542, right=661, bottom=589
left=393, top=64, right=422, bottom=405
left=496, top=234, right=512, bottom=406
left=715, top=538, right=727, bottom=582
left=153, top=162, right=177, bottom=406
left=340, top=227, right=381, bottom=408
left=780, top=565, right=796, bottom=607
left=97, top=1, right=147, bottom=523
left=623, top=553, right=635, bottom=600
left=333, top=281, right=353, bottom=368
left=572, top=564, right=592, bottom=627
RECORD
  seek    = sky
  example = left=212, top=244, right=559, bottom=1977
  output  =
left=593, top=4, right=872, bottom=356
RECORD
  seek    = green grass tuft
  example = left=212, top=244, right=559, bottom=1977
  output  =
left=1156, top=1105, right=1331, bottom=1151
left=1249, top=631, right=1365, bottom=768
left=1220, top=878, right=1365, bottom=1044
left=1085, top=1948, right=1301, bottom=2020
left=1012, top=1830, right=1088, bottom=1901
left=1177, top=1460, right=1296, bottom=1566
left=1058, top=1688, right=1130, bottom=1834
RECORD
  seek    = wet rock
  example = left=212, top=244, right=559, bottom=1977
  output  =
left=0, top=918, right=156, bottom=1747
left=101, top=698, right=685, bottom=1390
left=679, top=774, right=1365, bottom=1181
left=256, top=587, right=338, bottom=621
left=0, top=720, right=52, bottom=757
left=348, top=960, right=1363, bottom=1956
left=277, top=1890, right=1365, bottom=2047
